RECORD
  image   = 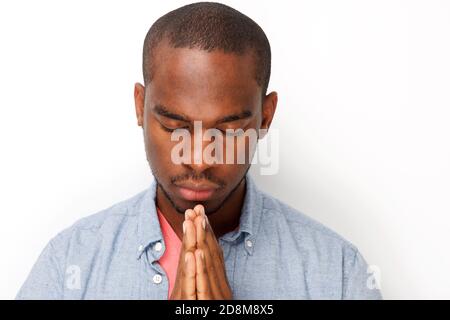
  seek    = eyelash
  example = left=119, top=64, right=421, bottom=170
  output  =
left=159, top=124, right=189, bottom=133
left=160, top=123, right=245, bottom=137
left=220, top=129, right=245, bottom=137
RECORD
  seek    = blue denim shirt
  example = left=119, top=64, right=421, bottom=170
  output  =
left=16, top=175, right=382, bottom=299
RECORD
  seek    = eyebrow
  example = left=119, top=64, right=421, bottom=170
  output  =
left=153, top=104, right=253, bottom=124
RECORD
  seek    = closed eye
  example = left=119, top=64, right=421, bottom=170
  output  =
left=159, top=123, right=189, bottom=133
left=219, top=128, right=245, bottom=137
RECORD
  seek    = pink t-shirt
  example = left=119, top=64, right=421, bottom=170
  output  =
left=156, top=208, right=182, bottom=299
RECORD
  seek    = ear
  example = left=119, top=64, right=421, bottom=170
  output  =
left=259, top=91, right=278, bottom=138
left=134, top=83, right=145, bottom=127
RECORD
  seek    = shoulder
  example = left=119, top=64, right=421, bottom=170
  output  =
left=16, top=188, right=150, bottom=299
left=259, top=190, right=359, bottom=256
left=48, top=188, right=148, bottom=254
left=257, top=191, right=384, bottom=299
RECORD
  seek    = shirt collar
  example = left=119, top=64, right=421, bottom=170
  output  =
left=219, top=174, right=263, bottom=255
left=136, top=179, right=162, bottom=259
left=135, top=173, right=264, bottom=259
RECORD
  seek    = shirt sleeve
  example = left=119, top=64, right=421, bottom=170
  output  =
left=342, top=246, right=383, bottom=300
left=15, top=239, right=64, bottom=300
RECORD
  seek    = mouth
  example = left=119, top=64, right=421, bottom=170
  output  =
left=174, top=181, right=221, bottom=202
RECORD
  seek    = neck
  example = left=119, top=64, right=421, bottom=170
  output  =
left=156, top=178, right=247, bottom=241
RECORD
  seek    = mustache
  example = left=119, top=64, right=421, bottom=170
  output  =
left=170, top=172, right=226, bottom=188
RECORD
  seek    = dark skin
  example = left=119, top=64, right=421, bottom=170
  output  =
left=134, top=39, right=278, bottom=299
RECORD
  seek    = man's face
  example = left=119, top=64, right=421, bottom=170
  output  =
left=135, top=40, right=276, bottom=214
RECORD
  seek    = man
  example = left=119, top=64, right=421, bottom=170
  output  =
left=17, top=2, right=382, bottom=299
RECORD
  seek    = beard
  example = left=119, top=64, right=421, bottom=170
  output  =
left=153, top=166, right=250, bottom=215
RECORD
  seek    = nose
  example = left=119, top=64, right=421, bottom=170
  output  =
left=181, top=122, right=221, bottom=174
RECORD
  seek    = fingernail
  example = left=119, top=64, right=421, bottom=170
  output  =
left=200, top=251, right=204, bottom=260
left=183, top=221, right=186, bottom=234
left=202, top=218, right=206, bottom=230
left=185, top=254, right=188, bottom=264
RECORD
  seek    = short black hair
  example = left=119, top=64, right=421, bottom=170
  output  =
left=142, top=1, right=271, bottom=97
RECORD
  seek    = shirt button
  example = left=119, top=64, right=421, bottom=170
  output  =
left=152, top=274, right=162, bottom=284
left=154, top=241, right=162, bottom=252
left=138, top=244, right=144, bottom=252
left=246, top=240, right=253, bottom=248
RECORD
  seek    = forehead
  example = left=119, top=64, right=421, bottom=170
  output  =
left=146, top=41, right=261, bottom=121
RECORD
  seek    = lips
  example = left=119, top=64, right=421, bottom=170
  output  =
left=174, top=181, right=220, bottom=201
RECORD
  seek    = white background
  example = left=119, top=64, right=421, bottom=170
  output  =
left=1, top=0, right=449, bottom=299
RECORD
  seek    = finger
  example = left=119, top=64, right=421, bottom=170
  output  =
left=193, top=204, right=204, bottom=217
left=193, top=205, right=211, bottom=256
left=194, top=208, right=207, bottom=248
left=203, top=213, right=225, bottom=265
left=181, top=251, right=196, bottom=300
left=172, top=236, right=187, bottom=299
left=185, top=208, right=196, bottom=221
left=195, top=249, right=211, bottom=300
left=170, top=256, right=182, bottom=300
left=178, top=218, right=196, bottom=287
left=202, top=214, right=232, bottom=296
left=180, top=209, right=196, bottom=266
left=194, top=205, right=231, bottom=298
left=193, top=214, right=223, bottom=298
left=174, top=211, right=197, bottom=298
left=195, top=205, right=220, bottom=249
left=182, top=219, right=196, bottom=252
left=172, top=241, right=188, bottom=299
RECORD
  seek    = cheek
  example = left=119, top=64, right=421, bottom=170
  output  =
left=146, top=125, right=174, bottom=165
left=223, top=134, right=258, bottom=165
